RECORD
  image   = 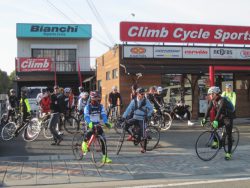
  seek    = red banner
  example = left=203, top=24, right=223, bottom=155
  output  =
left=120, top=22, right=250, bottom=44
left=18, top=58, right=52, bottom=72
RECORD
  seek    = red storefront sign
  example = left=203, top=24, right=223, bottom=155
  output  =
left=17, top=58, right=52, bottom=72
left=120, top=22, right=250, bottom=44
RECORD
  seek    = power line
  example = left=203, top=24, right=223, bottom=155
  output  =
left=86, top=0, right=116, bottom=46
left=45, top=0, right=112, bottom=48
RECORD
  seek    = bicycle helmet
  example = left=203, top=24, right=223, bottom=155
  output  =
left=78, top=86, right=84, bottom=92
left=225, top=83, right=232, bottom=88
left=64, top=87, right=71, bottom=93
left=90, top=91, right=101, bottom=101
left=207, top=86, right=221, bottom=94
left=112, top=86, right=117, bottom=91
left=157, top=86, right=163, bottom=93
left=136, top=87, right=145, bottom=94
left=10, top=89, right=15, bottom=93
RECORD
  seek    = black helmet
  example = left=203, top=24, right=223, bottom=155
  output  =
left=136, top=87, right=145, bottom=94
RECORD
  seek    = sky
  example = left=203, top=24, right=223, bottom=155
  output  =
left=1, top=0, right=250, bottom=75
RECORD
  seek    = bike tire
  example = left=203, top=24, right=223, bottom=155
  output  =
left=1, top=122, right=16, bottom=141
left=43, top=121, right=53, bottom=139
left=64, top=116, right=80, bottom=134
left=195, top=130, right=220, bottom=161
left=224, top=126, right=239, bottom=154
left=72, top=132, right=84, bottom=160
left=113, top=119, right=123, bottom=134
left=22, top=119, right=40, bottom=142
left=116, top=129, right=126, bottom=155
left=143, top=126, right=160, bottom=151
left=91, top=135, right=107, bottom=168
left=161, top=112, right=173, bottom=131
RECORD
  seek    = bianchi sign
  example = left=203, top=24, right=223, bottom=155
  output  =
left=17, top=23, right=92, bottom=38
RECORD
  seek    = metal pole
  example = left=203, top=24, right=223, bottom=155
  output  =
left=209, top=66, right=215, bottom=121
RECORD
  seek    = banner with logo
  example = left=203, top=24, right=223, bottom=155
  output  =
left=123, top=46, right=153, bottom=58
left=237, top=49, right=250, bottom=59
left=210, top=48, right=237, bottom=59
left=120, top=22, right=250, bottom=45
left=17, top=58, right=52, bottom=72
left=183, top=47, right=210, bottom=59
left=154, top=47, right=182, bottom=58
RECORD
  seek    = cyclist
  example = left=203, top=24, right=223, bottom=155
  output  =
left=50, top=85, right=63, bottom=145
left=201, top=86, right=235, bottom=160
left=6, top=89, right=19, bottom=123
left=172, top=99, right=194, bottom=126
left=68, top=88, right=75, bottom=114
left=122, top=87, right=153, bottom=153
left=39, top=88, right=51, bottom=114
left=78, top=86, right=84, bottom=99
left=77, top=92, right=89, bottom=117
left=107, top=86, right=123, bottom=118
left=81, top=91, right=112, bottom=163
left=154, top=86, right=165, bottom=106
left=14, top=87, right=31, bottom=137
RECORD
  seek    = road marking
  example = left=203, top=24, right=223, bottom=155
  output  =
left=119, top=177, right=250, bottom=188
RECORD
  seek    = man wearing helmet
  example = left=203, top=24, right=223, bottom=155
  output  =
left=14, top=87, right=31, bottom=136
left=82, top=91, right=113, bottom=163
left=201, top=86, right=235, bottom=160
left=122, top=87, right=153, bottom=153
left=6, top=89, right=19, bottom=123
left=155, top=86, right=165, bottom=106
left=107, top=86, right=123, bottom=118
left=77, top=92, right=89, bottom=116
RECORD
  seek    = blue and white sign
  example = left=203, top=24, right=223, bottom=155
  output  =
left=17, top=23, right=92, bottom=39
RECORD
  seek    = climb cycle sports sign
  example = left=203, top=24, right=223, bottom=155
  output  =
left=120, top=22, right=250, bottom=45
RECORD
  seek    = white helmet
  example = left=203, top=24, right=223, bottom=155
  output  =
left=157, top=86, right=163, bottom=92
left=112, top=86, right=117, bottom=91
left=207, top=86, right=221, bottom=94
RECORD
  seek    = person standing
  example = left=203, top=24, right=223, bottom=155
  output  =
left=6, top=89, right=19, bottom=123
left=107, top=86, right=123, bottom=118
left=222, top=83, right=236, bottom=118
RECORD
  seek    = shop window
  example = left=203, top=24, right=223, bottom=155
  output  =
left=112, top=69, right=118, bottom=79
left=106, top=71, right=111, bottom=80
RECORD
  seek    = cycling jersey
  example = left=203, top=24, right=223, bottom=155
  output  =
left=7, top=95, right=18, bottom=109
left=108, top=92, right=122, bottom=106
left=40, top=96, right=51, bottom=113
left=84, top=104, right=108, bottom=124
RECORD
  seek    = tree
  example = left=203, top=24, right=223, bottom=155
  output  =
left=0, top=70, right=10, bottom=94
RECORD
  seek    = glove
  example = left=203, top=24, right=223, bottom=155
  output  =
left=88, top=122, right=93, bottom=129
left=212, top=120, right=219, bottom=129
left=105, top=122, right=112, bottom=129
left=201, top=119, right=207, bottom=126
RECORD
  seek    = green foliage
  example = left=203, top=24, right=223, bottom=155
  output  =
left=0, top=69, right=15, bottom=94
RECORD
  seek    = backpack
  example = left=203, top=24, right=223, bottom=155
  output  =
left=127, top=98, right=147, bottom=119
left=223, top=96, right=235, bottom=113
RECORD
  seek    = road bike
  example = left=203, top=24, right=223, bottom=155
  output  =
left=195, top=121, right=239, bottom=161
left=72, top=123, right=108, bottom=168
left=116, top=119, right=160, bottom=155
left=108, top=105, right=122, bottom=134
left=1, top=114, right=39, bottom=142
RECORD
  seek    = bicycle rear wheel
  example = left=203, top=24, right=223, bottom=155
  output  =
left=161, top=112, right=172, bottom=131
left=1, top=122, right=16, bottom=141
left=224, top=127, right=239, bottom=154
left=72, top=132, right=84, bottom=160
left=23, top=119, right=40, bottom=142
left=195, top=130, right=220, bottom=161
left=91, top=135, right=107, bottom=168
left=144, top=126, right=160, bottom=151
left=64, top=116, right=80, bottom=134
left=43, top=120, right=53, bottom=139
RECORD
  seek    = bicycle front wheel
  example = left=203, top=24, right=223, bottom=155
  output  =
left=72, top=132, right=84, bottom=160
left=144, top=126, right=160, bottom=151
left=91, top=135, right=107, bottom=168
left=43, top=120, right=53, bottom=139
left=64, top=116, right=80, bottom=134
left=1, top=122, right=16, bottom=141
left=22, top=119, right=40, bottom=142
left=195, top=130, right=220, bottom=161
left=224, top=127, right=239, bottom=154
left=116, top=129, right=126, bottom=155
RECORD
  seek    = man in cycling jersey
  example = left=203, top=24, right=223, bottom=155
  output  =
left=6, top=89, right=19, bottom=123
left=107, top=86, right=123, bottom=118
left=122, top=87, right=153, bottom=153
left=201, top=86, right=235, bottom=160
left=82, top=91, right=112, bottom=163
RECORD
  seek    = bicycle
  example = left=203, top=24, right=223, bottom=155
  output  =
left=149, top=105, right=172, bottom=131
left=195, top=121, right=239, bottom=161
left=1, top=114, right=39, bottom=142
left=24, top=113, right=53, bottom=140
left=62, top=112, right=80, bottom=134
left=72, top=123, right=108, bottom=168
left=116, top=119, right=160, bottom=155
left=108, top=105, right=123, bottom=134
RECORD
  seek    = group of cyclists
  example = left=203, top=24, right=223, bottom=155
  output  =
left=2, top=82, right=236, bottom=162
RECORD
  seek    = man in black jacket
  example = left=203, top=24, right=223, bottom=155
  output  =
left=6, top=89, right=19, bottom=123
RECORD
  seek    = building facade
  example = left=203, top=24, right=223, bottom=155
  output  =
left=15, top=23, right=95, bottom=94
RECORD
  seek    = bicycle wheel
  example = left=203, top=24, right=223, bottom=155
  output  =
left=116, top=129, right=126, bottom=155
left=43, top=120, right=53, bottom=139
left=72, top=132, right=84, bottom=160
left=91, top=135, right=107, bottom=168
left=161, top=112, right=173, bottom=131
left=23, top=119, right=40, bottom=142
left=224, top=127, right=239, bottom=154
left=64, top=116, right=80, bottom=134
left=144, top=126, right=160, bottom=151
left=0, top=113, right=7, bottom=126
left=113, top=119, right=123, bottom=134
left=195, top=130, right=220, bottom=161
left=1, top=122, right=16, bottom=141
